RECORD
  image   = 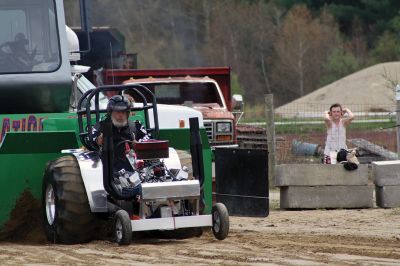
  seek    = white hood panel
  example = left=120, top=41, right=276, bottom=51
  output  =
left=148, top=104, right=204, bottom=129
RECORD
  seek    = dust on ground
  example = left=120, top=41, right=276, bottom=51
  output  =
left=0, top=190, right=47, bottom=244
left=1, top=206, right=400, bottom=265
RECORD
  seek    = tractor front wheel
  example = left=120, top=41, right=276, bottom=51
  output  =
left=42, top=156, right=97, bottom=244
left=212, top=203, right=229, bottom=240
left=114, top=210, right=132, bottom=245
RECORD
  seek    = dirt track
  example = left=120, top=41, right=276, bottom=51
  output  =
left=1, top=207, right=400, bottom=265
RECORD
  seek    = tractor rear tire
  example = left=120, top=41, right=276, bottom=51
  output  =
left=212, top=203, right=229, bottom=240
left=42, top=156, right=97, bottom=244
left=114, top=210, right=132, bottom=245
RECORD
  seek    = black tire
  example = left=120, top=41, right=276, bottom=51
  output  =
left=212, top=203, right=229, bottom=240
left=42, top=156, right=97, bottom=244
left=114, top=210, right=132, bottom=245
left=176, top=149, right=193, bottom=179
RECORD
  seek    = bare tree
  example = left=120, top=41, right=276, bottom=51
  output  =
left=271, top=5, right=339, bottom=103
left=64, top=1, right=343, bottom=106
left=205, top=1, right=276, bottom=102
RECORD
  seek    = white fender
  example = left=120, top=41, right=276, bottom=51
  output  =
left=63, top=148, right=187, bottom=213
left=63, top=149, right=108, bottom=212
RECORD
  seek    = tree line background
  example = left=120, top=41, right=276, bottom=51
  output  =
left=64, top=0, right=400, bottom=107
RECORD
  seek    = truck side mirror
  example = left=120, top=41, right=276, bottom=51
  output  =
left=231, top=94, right=243, bottom=111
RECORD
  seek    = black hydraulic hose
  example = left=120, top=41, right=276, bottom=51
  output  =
left=189, top=117, right=205, bottom=186
left=189, top=117, right=205, bottom=212
left=77, top=88, right=93, bottom=135
left=77, top=89, right=97, bottom=150
left=101, top=117, right=133, bottom=200
left=94, top=93, right=100, bottom=122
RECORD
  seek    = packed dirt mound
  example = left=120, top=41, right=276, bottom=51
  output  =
left=277, top=61, right=400, bottom=114
left=0, top=190, right=46, bottom=244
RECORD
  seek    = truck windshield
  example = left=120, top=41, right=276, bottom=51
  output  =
left=0, top=0, right=60, bottom=74
left=142, top=82, right=223, bottom=107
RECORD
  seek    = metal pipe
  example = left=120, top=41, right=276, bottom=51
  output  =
left=101, top=116, right=132, bottom=200
left=189, top=117, right=205, bottom=212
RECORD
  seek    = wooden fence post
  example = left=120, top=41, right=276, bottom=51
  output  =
left=396, top=85, right=400, bottom=158
left=265, top=94, right=276, bottom=186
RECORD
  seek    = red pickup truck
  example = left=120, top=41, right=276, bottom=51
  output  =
left=101, top=67, right=242, bottom=148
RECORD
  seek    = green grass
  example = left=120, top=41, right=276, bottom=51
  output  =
left=241, top=102, right=395, bottom=123
left=276, top=123, right=325, bottom=134
left=240, top=103, right=396, bottom=134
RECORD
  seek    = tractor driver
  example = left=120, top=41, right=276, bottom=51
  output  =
left=92, top=94, right=151, bottom=172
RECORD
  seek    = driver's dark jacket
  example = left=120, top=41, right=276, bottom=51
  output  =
left=92, top=120, right=150, bottom=172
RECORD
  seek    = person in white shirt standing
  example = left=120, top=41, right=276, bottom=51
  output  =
left=323, top=103, right=354, bottom=164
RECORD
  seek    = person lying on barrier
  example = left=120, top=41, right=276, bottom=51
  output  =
left=323, top=103, right=354, bottom=164
left=92, top=94, right=151, bottom=196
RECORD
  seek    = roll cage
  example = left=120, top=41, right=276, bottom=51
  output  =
left=77, top=84, right=160, bottom=151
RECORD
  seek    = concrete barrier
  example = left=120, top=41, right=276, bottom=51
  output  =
left=275, top=164, right=370, bottom=186
left=372, top=161, right=400, bottom=208
left=280, top=186, right=373, bottom=209
left=276, top=164, right=373, bottom=209
left=376, top=186, right=400, bottom=208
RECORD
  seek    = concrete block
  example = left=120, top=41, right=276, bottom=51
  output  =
left=376, top=186, right=400, bottom=208
left=280, top=185, right=373, bottom=209
left=275, top=164, right=370, bottom=187
left=372, top=161, right=400, bottom=186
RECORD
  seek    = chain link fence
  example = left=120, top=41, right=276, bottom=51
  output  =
left=241, top=103, right=397, bottom=164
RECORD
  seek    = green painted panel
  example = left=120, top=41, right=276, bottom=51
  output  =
left=0, top=113, right=75, bottom=144
left=159, top=128, right=212, bottom=214
left=0, top=112, right=214, bottom=231
left=42, top=117, right=78, bottom=132
left=0, top=112, right=145, bottom=143
left=202, top=149, right=213, bottom=214
left=0, top=131, right=78, bottom=154
left=0, top=130, right=79, bottom=230
left=0, top=153, right=64, bottom=230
